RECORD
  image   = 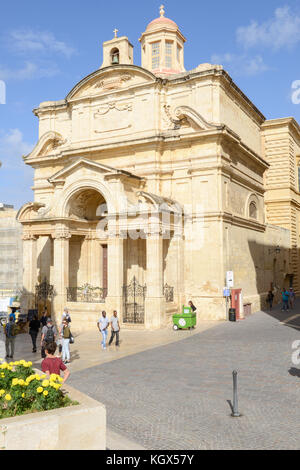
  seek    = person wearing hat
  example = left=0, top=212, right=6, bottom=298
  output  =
left=40, top=318, right=57, bottom=359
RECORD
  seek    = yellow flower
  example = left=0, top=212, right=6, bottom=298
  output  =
left=14, top=361, right=20, bottom=366
left=42, top=380, right=49, bottom=387
left=19, top=360, right=25, bottom=365
left=50, top=374, right=57, bottom=381
left=12, top=378, right=19, bottom=386
left=36, top=387, right=43, bottom=393
left=21, top=393, right=25, bottom=398
left=18, top=379, right=25, bottom=386
left=4, top=394, right=11, bottom=401
left=0, top=389, right=5, bottom=396
left=27, top=361, right=32, bottom=367
left=43, top=390, right=48, bottom=397
left=40, top=374, right=47, bottom=379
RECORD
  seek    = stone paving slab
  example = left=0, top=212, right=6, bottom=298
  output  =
left=68, top=310, right=300, bottom=450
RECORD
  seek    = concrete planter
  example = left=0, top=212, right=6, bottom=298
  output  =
left=0, top=383, right=106, bottom=450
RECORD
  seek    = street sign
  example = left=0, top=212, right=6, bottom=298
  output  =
left=226, top=271, right=234, bottom=288
left=223, top=288, right=231, bottom=297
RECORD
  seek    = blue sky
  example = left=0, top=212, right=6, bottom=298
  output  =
left=0, top=0, right=300, bottom=208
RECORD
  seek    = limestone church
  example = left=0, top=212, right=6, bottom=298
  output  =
left=17, top=6, right=300, bottom=329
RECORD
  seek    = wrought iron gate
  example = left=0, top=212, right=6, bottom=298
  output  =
left=123, top=276, right=146, bottom=324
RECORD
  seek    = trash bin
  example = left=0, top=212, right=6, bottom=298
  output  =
left=229, top=308, right=236, bottom=322
left=173, top=306, right=197, bottom=331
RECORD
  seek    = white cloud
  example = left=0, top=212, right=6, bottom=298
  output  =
left=0, top=61, right=60, bottom=81
left=0, top=128, right=33, bottom=170
left=211, top=53, right=270, bottom=76
left=237, top=6, right=300, bottom=50
left=8, top=30, right=76, bottom=58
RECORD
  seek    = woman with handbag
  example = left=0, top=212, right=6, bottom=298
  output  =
left=59, top=319, right=72, bottom=364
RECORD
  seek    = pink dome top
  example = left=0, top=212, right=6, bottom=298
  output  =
left=146, top=16, right=178, bottom=32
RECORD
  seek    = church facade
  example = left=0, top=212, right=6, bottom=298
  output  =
left=17, top=7, right=299, bottom=330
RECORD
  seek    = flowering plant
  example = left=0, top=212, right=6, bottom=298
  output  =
left=0, top=359, right=77, bottom=419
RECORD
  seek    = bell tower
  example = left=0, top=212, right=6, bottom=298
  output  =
left=100, top=29, right=134, bottom=68
left=139, top=5, right=186, bottom=75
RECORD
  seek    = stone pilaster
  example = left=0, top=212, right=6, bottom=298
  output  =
left=53, top=228, right=70, bottom=321
left=21, top=233, right=38, bottom=312
left=106, top=235, right=124, bottom=319
left=145, top=227, right=165, bottom=329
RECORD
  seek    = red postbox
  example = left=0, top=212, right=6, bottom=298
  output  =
left=231, top=289, right=242, bottom=320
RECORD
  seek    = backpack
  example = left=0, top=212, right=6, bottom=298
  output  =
left=66, top=314, right=71, bottom=323
left=45, top=325, right=54, bottom=343
left=6, top=322, right=16, bottom=338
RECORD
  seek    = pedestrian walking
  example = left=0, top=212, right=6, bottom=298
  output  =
left=40, top=318, right=57, bottom=358
left=281, top=289, right=290, bottom=312
left=62, top=307, right=72, bottom=324
left=289, top=288, right=296, bottom=310
left=266, top=291, right=274, bottom=310
left=108, top=310, right=120, bottom=347
left=41, top=342, right=70, bottom=383
left=97, top=311, right=109, bottom=350
left=29, top=314, right=40, bottom=353
left=8, top=309, right=16, bottom=323
left=5, top=317, right=17, bottom=359
left=59, top=319, right=71, bottom=363
left=40, top=308, right=49, bottom=328
left=188, top=301, right=197, bottom=312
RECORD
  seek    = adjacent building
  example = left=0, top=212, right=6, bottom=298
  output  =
left=0, top=204, right=23, bottom=296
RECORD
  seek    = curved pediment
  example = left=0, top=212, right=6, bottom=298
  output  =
left=174, top=106, right=218, bottom=130
left=16, top=202, right=45, bottom=222
left=66, top=65, right=157, bottom=102
left=24, top=131, right=66, bottom=161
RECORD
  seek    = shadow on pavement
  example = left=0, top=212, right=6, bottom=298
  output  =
left=288, top=367, right=300, bottom=378
left=260, top=298, right=300, bottom=333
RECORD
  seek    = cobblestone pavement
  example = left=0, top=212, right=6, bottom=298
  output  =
left=69, top=308, right=300, bottom=450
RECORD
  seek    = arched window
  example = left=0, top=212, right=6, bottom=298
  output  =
left=249, top=201, right=258, bottom=220
left=111, top=48, right=119, bottom=65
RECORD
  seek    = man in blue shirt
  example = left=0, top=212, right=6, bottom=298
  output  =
left=282, top=289, right=289, bottom=312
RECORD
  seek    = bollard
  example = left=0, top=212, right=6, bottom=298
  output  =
left=232, top=370, right=241, bottom=417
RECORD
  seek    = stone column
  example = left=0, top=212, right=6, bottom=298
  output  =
left=21, top=233, right=38, bottom=311
left=145, top=228, right=165, bottom=329
left=86, top=234, right=102, bottom=287
left=106, top=235, right=124, bottom=319
left=53, top=228, right=70, bottom=322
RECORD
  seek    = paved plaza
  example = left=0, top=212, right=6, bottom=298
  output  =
left=1, top=305, right=299, bottom=450
left=69, top=307, right=300, bottom=450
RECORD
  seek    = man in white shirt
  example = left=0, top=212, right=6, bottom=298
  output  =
left=97, top=311, right=109, bottom=350
left=108, top=310, right=120, bottom=347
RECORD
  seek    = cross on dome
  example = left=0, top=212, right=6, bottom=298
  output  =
left=113, top=28, right=118, bottom=38
left=160, top=5, right=165, bottom=17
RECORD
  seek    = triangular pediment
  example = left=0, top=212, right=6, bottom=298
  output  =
left=66, top=65, right=157, bottom=102
left=48, top=158, right=141, bottom=185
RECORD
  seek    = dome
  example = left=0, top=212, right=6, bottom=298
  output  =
left=146, top=16, right=178, bottom=32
